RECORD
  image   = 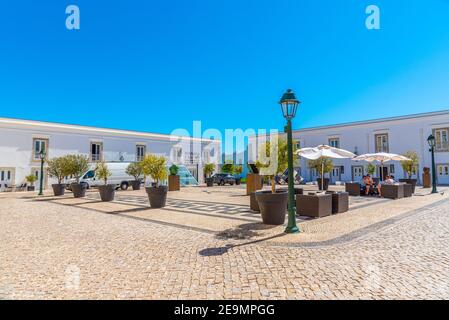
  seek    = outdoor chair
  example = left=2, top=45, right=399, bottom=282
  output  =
left=296, top=193, right=332, bottom=218
left=381, top=184, right=404, bottom=199
left=4, top=184, right=14, bottom=192
left=345, top=182, right=361, bottom=196
left=326, top=191, right=349, bottom=214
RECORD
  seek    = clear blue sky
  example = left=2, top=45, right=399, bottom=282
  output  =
left=1, top=0, right=449, bottom=138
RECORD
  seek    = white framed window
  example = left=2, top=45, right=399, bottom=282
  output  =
left=172, top=147, right=182, bottom=163
left=33, top=138, right=48, bottom=160
left=375, top=134, right=389, bottom=153
left=136, top=144, right=146, bottom=162
left=434, top=129, right=449, bottom=152
left=90, top=142, right=103, bottom=162
left=328, top=138, right=340, bottom=149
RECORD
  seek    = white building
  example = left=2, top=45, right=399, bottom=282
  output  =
left=0, top=117, right=221, bottom=190
left=248, top=110, right=449, bottom=185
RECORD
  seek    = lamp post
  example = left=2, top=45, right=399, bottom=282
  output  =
left=279, top=89, right=300, bottom=234
left=427, top=134, right=438, bottom=194
left=38, top=149, right=46, bottom=196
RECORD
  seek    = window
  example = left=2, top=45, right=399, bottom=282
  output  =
left=136, top=145, right=146, bottom=162
left=434, top=129, right=449, bottom=152
left=1, top=171, right=3, bottom=180
left=33, top=138, right=48, bottom=160
left=83, top=170, right=95, bottom=179
left=295, top=142, right=301, bottom=149
left=328, top=138, right=340, bottom=149
left=7, top=171, right=11, bottom=180
left=90, top=142, right=102, bottom=162
left=375, top=134, right=389, bottom=153
left=390, top=164, right=395, bottom=174
left=172, top=147, right=182, bottom=163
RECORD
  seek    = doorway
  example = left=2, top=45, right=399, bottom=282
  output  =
left=352, top=166, right=364, bottom=182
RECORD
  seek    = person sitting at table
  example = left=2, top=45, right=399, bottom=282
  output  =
left=361, top=175, right=368, bottom=195
left=378, top=175, right=395, bottom=196
left=364, top=175, right=374, bottom=195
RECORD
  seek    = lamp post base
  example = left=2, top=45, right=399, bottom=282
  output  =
left=285, top=226, right=300, bottom=234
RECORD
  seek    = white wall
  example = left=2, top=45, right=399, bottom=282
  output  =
left=248, top=111, right=449, bottom=185
left=0, top=120, right=220, bottom=188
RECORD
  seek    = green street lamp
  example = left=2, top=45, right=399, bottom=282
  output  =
left=279, top=89, right=300, bottom=234
left=38, top=149, right=46, bottom=196
left=427, top=134, right=438, bottom=194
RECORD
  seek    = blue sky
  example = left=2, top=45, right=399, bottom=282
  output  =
left=1, top=0, right=449, bottom=139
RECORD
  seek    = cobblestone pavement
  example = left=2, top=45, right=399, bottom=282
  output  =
left=1, top=192, right=449, bottom=300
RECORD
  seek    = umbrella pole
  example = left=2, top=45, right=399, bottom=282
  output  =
left=321, top=161, right=324, bottom=191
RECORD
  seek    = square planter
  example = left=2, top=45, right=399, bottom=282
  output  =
left=168, top=175, right=180, bottom=191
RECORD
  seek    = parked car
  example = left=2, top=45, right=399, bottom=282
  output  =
left=66, top=162, right=138, bottom=191
left=212, top=173, right=236, bottom=186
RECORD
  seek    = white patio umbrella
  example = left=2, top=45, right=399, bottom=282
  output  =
left=353, top=153, right=411, bottom=181
left=296, top=145, right=356, bottom=190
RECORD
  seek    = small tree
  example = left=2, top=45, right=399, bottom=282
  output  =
left=257, top=138, right=298, bottom=194
left=308, top=157, right=334, bottom=178
left=25, top=174, right=37, bottom=186
left=401, top=151, right=419, bottom=178
left=66, top=154, right=89, bottom=183
left=95, top=161, right=112, bottom=185
left=204, top=163, right=215, bottom=178
left=233, top=165, right=243, bottom=177
left=221, top=163, right=235, bottom=174
left=141, top=154, right=168, bottom=187
left=367, top=163, right=376, bottom=176
left=169, top=164, right=179, bottom=176
left=47, top=157, right=71, bottom=184
left=126, top=162, right=143, bottom=181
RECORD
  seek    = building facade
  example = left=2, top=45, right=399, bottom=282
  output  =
left=0, top=118, right=221, bottom=190
left=248, top=110, right=449, bottom=185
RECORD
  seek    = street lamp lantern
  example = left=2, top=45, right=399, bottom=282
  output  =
left=38, top=149, right=46, bottom=196
left=279, top=89, right=300, bottom=234
left=279, top=89, right=300, bottom=120
left=427, top=134, right=438, bottom=194
left=427, top=134, right=436, bottom=148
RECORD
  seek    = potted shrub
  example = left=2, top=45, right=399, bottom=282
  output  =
left=66, top=154, right=89, bottom=198
left=233, top=165, right=243, bottom=185
left=308, top=157, right=333, bottom=190
left=204, top=163, right=215, bottom=187
left=141, top=154, right=168, bottom=208
left=96, top=161, right=115, bottom=202
left=399, top=151, right=419, bottom=193
left=126, top=162, right=143, bottom=190
left=255, top=138, right=290, bottom=225
left=25, top=174, right=37, bottom=191
left=47, top=157, right=70, bottom=196
left=168, top=164, right=180, bottom=191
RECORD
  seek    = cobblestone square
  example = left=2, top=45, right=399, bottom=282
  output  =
left=1, top=186, right=449, bottom=299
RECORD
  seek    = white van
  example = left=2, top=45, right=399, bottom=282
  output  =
left=67, top=162, right=139, bottom=190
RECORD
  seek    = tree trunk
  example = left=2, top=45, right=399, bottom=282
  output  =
left=271, top=177, right=276, bottom=194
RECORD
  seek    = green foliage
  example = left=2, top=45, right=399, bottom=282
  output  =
left=221, top=163, right=235, bottom=174
left=308, top=157, right=334, bottom=177
left=126, top=162, right=143, bottom=181
left=204, top=163, right=215, bottom=178
left=169, top=164, right=179, bottom=176
left=66, top=154, right=90, bottom=183
left=95, top=161, right=112, bottom=185
left=257, top=138, right=298, bottom=176
left=141, top=154, right=168, bottom=186
left=257, top=138, right=298, bottom=193
left=233, top=165, right=243, bottom=176
left=367, top=163, right=376, bottom=175
left=25, top=174, right=37, bottom=185
left=47, top=156, right=71, bottom=184
left=401, top=151, right=419, bottom=178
